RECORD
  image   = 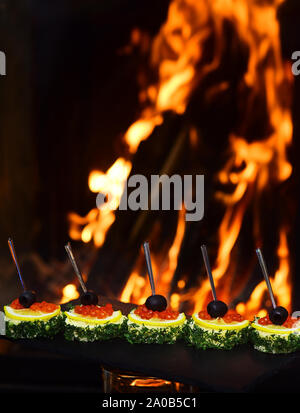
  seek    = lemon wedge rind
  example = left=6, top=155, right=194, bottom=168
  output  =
left=4, top=305, right=61, bottom=322
left=251, top=320, right=300, bottom=335
left=128, top=310, right=186, bottom=327
left=64, top=309, right=122, bottom=325
left=192, top=313, right=249, bottom=331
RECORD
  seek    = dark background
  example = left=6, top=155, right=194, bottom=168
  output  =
left=0, top=0, right=300, bottom=394
left=0, top=0, right=170, bottom=261
left=0, top=0, right=299, bottom=299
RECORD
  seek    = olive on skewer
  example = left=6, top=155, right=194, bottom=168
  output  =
left=19, top=290, right=37, bottom=308
left=124, top=241, right=186, bottom=345
left=186, top=244, right=249, bottom=350
left=63, top=242, right=126, bottom=342
left=143, top=242, right=167, bottom=312
left=201, top=245, right=228, bottom=318
left=256, top=248, right=288, bottom=325
left=145, top=294, right=167, bottom=312
left=248, top=249, right=299, bottom=354
left=5, top=237, right=62, bottom=340
left=8, top=238, right=36, bottom=308
left=268, top=306, right=289, bottom=325
left=80, top=290, right=98, bottom=306
left=206, top=300, right=228, bottom=319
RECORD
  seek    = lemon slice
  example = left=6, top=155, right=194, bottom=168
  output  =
left=192, top=313, right=249, bottom=331
left=4, top=305, right=61, bottom=322
left=64, top=309, right=122, bottom=325
left=251, top=320, right=300, bottom=335
left=128, top=310, right=186, bottom=327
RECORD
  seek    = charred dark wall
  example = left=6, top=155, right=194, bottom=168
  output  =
left=0, top=0, right=170, bottom=261
left=279, top=0, right=300, bottom=307
left=0, top=0, right=37, bottom=257
left=87, top=0, right=300, bottom=305
left=0, top=0, right=300, bottom=308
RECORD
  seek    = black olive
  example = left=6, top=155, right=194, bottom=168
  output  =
left=19, top=290, right=36, bottom=308
left=145, top=295, right=167, bottom=312
left=80, top=290, right=98, bottom=306
left=207, top=300, right=228, bottom=318
left=269, top=306, right=288, bottom=325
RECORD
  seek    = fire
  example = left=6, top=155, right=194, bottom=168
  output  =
left=120, top=208, right=186, bottom=305
left=130, top=378, right=174, bottom=388
left=125, top=116, right=163, bottom=153
left=69, top=0, right=293, bottom=318
left=68, top=158, right=131, bottom=247
left=60, top=283, right=79, bottom=304
left=240, top=228, right=291, bottom=319
left=119, top=0, right=293, bottom=316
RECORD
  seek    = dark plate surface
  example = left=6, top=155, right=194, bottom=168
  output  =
left=2, top=297, right=300, bottom=392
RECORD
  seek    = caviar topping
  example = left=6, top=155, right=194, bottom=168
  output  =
left=198, top=309, right=245, bottom=322
left=10, top=298, right=59, bottom=313
left=258, top=314, right=297, bottom=328
left=198, top=310, right=212, bottom=320
left=10, top=298, right=24, bottom=310
left=223, top=310, right=245, bottom=323
left=134, top=304, right=179, bottom=320
left=74, top=303, right=114, bottom=319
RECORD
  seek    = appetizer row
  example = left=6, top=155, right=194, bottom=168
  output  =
left=5, top=298, right=300, bottom=354
left=3, top=239, right=300, bottom=355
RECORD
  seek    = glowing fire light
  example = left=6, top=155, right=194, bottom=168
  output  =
left=130, top=378, right=174, bottom=388
left=125, top=116, right=163, bottom=153
left=69, top=0, right=293, bottom=318
left=60, top=284, right=79, bottom=304
left=68, top=158, right=131, bottom=247
left=120, top=208, right=186, bottom=306
left=119, top=0, right=293, bottom=316
left=240, top=229, right=291, bottom=319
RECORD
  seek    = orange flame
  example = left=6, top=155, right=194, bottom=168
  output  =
left=68, top=158, right=131, bottom=247
left=130, top=378, right=174, bottom=388
left=69, top=0, right=293, bottom=318
left=120, top=208, right=186, bottom=305
left=120, top=0, right=293, bottom=317
left=60, top=284, right=79, bottom=304
left=240, top=228, right=291, bottom=319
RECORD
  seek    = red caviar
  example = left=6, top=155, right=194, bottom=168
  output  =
left=258, top=316, right=272, bottom=325
left=258, top=314, right=297, bottom=328
left=223, top=310, right=245, bottom=323
left=283, top=316, right=297, bottom=328
left=74, top=303, right=114, bottom=319
left=30, top=301, right=58, bottom=313
left=198, top=309, right=245, bottom=322
left=10, top=298, right=24, bottom=310
left=10, top=298, right=58, bottom=313
left=134, top=304, right=179, bottom=320
left=198, top=310, right=212, bottom=320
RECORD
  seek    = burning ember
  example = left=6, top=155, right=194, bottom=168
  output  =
left=68, top=158, right=131, bottom=247
left=60, top=283, right=80, bottom=304
left=68, top=0, right=293, bottom=319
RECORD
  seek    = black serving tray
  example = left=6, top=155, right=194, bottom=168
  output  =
left=2, top=297, right=300, bottom=392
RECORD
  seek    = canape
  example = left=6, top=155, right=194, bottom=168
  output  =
left=63, top=303, right=126, bottom=342
left=124, top=242, right=186, bottom=344
left=186, top=309, right=249, bottom=350
left=4, top=298, right=62, bottom=339
left=249, top=313, right=300, bottom=354
left=250, top=249, right=300, bottom=353
left=124, top=304, right=186, bottom=344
